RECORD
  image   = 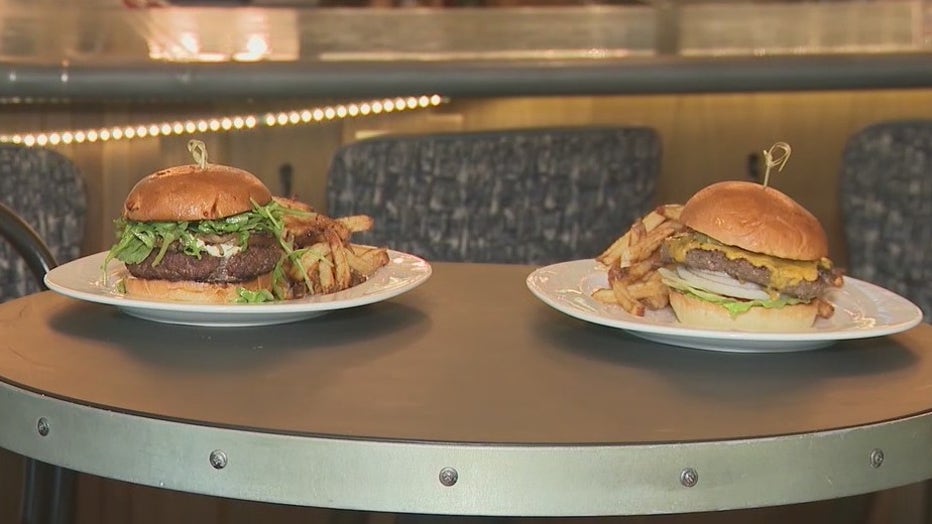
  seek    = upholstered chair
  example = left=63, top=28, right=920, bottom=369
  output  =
left=327, top=127, right=661, bottom=265
left=840, top=121, right=932, bottom=322
left=0, top=145, right=86, bottom=302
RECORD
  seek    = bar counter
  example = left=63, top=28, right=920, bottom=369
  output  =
left=0, top=262, right=930, bottom=516
left=6, top=54, right=932, bottom=99
left=1, top=3, right=931, bottom=99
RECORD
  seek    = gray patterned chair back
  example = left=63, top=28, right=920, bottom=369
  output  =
left=0, top=146, right=86, bottom=302
left=326, top=127, right=661, bottom=265
left=840, top=121, right=932, bottom=322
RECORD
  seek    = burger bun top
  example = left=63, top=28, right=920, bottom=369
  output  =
left=679, top=180, right=828, bottom=261
left=123, top=163, right=272, bottom=222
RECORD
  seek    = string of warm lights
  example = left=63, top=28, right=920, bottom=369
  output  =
left=0, top=95, right=446, bottom=147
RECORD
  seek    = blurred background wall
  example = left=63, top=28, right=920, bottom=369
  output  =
left=4, top=88, right=930, bottom=270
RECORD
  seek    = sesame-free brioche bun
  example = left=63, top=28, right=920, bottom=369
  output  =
left=679, top=180, right=828, bottom=261
left=123, top=272, right=274, bottom=304
left=123, top=163, right=271, bottom=222
left=669, top=291, right=819, bottom=332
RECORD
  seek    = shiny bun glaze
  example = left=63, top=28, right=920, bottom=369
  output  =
left=669, top=292, right=818, bottom=332
left=678, top=180, right=828, bottom=261
left=123, top=163, right=272, bottom=222
left=123, top=272, right=273, bottom=304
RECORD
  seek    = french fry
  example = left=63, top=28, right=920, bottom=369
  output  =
left=593, top=203, right=686, bottom=315
left=642, top=292, right=670, bottom=310
left=360, top=249, right=390, bottom=276
left=286, top=244, right=319, bottom=281
left=596, top=229, right=632, bottom=266
left=592, top=288, right=618, bottom=304
left=318, top=259, right=336, bottom=294
left=633, top=282, right=669, bottom=310
left=337, top=215, right=375, bottom=233
left=352, top=245, right=390, bottom=265
left=599, top=204, right=685, bottom=265
left=626, top=275, right=667, bottom=300
left=272, top=197, right=391, bottom=298
left=300, top=242, right=330, bottom=264
left=614, top=255, right=660, bottom=283
left=641, top=209, right=668, bottom=233
left=275, top=197, right=353, bottom=245
left=287, top=242, right=330, bottom=291
left=656, top=204, right=684, bottom=222
left=346, top=246, right=388, bottom=277
left=620, top=222, right=683, bottom=267
left=628, top=219, right=647, bottom=246
left=611, top=279, right=645, bottom=316
left=350, top=244, right=371, bottom=256
left=273, top=196, right=316, bottom=213
left=329, top=240, right=352, bottom=291
left=816, top=298, right=835, bottom=319
left=600, top=219, right=648, bottom=267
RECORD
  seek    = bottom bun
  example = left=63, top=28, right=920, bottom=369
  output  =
left=123, top=273, right=274, bottom=304
left=669, top=292, right=818, bottom=332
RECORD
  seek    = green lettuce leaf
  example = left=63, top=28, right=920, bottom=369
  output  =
left=657, top=267, right=807, bottom=318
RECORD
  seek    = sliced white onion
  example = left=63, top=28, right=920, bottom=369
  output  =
left=676, top=267, right=770, bottom=300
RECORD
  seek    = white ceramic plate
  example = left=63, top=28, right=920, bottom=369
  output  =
left=526, top=259, right=924, bottom=353
left=45, top=251, right=432, bottom=327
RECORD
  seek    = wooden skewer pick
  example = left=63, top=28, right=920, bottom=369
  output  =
left=187, top=139, right=208, bottom=170
left=761, top=141, right=791, bottom=189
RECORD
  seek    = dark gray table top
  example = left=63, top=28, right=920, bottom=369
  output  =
left=0, top=262, right=929, bottom=446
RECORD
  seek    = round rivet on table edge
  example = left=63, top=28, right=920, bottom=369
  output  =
left=36, top=417, right=50, bottom=437
left=870, top=448, right=885, bottom=468
left=439, top=467, right=458, bottom=486
left=209, top=450, right=228, bottom=470
left=680, top=467, right=699, bottom=487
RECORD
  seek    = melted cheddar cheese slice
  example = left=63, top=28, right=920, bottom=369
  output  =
left=665, top=234, right=831, bottom=290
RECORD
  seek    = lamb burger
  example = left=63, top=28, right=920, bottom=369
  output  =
left=104, top=162, right=284, bottom=303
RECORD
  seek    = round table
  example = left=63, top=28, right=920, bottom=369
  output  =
left=0, top=262, right=930, bottom=516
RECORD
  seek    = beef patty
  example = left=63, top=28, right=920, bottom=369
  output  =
left=679, top=248, right=834, bottom=301
left=126, top=233, right=283, bottom=283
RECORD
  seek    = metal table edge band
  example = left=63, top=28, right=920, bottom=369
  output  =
left=2, top=379, right=929, bottom=516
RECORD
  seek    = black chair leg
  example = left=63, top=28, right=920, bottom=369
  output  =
left=20, top=458, right=75, bottom=524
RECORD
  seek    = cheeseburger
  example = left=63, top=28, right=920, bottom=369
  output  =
left=104, top=161, right=285, bottom=303
left=658, top=181, right=843, bottom=331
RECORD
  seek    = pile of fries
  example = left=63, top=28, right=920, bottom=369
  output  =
left=274, top=197, right=389, bottom=299
left=592, top=204, right=685, bottom=316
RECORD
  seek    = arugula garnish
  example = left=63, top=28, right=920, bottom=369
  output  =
left=104, top=200, right=287, bottom=269
left=235, top=288, right=276, bottom=303
left=103, top=200, right=316, bottom=302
